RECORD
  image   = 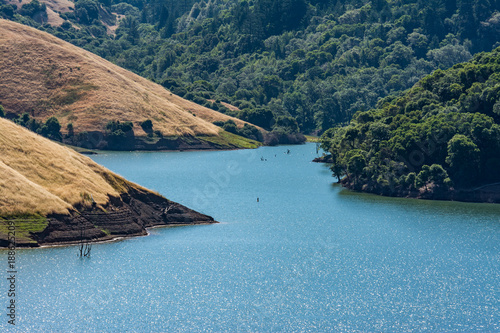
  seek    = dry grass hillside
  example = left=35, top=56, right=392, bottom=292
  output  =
left=0, top=19, right=256, bottom=143
left=0, top=117, right=133, bottom=216
left=0, top=117, right=216, bottom=247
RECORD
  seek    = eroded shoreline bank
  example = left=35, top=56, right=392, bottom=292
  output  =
left=0, top=188, right=217, bottom=249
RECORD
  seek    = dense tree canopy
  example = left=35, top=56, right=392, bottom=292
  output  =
left=320, top=47, right=500, bottom=196
left=2, top=0, right=499, bottom=136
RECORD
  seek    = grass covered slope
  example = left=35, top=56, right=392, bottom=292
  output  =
left=321, top=47, right=500, bottom=203
left=0, top=117, right=215, bottom=247
left=0, top=117, right=123, bottom=215
left=0, top=19, right=260, bottom=150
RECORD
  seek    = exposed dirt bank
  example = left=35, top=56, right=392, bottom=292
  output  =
left=0, top=188, right=216, bottom=248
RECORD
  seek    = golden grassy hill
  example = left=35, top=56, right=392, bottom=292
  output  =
left=0, top=117, right=215, bottom=246
left=0, top=19, right=260, bottom=149
left=0, top=116, right=139, bottom=216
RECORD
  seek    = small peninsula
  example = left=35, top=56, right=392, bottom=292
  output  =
left=0, top=117, right=216, bottom=248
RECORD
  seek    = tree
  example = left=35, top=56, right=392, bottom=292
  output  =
left=67, top=123, right=74, bottom=137
left=261, top=75, right=281, bottom=101
left=40, top=116, right=62, bottom=141
left=222, top=119, right=238, bottom=134
left=329, top=152, right=345, bottom=183
left=343, top=127, right=359, bottom=148
left=75, top=0, right=99, bottom=25
left=107, top=129, right=126, bottom=147
left=347, top=153, right=366, bottom=182
left=273, top=115, right=299, bottom=133
left=0, top=4, right=16, bottom=18
left=105, top=120, right=134, bottom=149
left=254, top=0, right=307, bottom=36
left=121, top=16, right=140, bottom=43
left=141, top=119, right=153, bottom=133
left=445, top=134, right=480, bottom=187
left=19, top=0, right=46, bottom=18
left=239, top=108, right=274, bottom=130
left=106, top=120, right=134, bottom=133
left=428, top=164, right=452, bottom=188
left=416, top=165, right=431, bottom=189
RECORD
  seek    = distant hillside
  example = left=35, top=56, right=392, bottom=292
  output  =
left=3, top=0, right=71, bottom=26
left=321, top=47, right=500, bottom=203
left=0, top=19, right=262, bottom=150
left=0, top=117, right=215, bottom=247
left=4, top=0, right=497, bottom=136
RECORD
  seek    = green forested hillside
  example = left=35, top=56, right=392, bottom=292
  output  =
left=320, top=47, right=500, bottom=198
left=2, top=0, right=499, bottom=135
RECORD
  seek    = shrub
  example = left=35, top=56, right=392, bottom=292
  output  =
left=193, top=95, right=206, bottom=105
left=0, top=4, right=15, bottom=18
left=445, top=134, right=480, bottom=188
left=107, top=129, right=126, bottom=146
left=67, top=123, right=74, bottom=137
left=104, top=121, right=135, bottom=148
left=140, top=119, right=153, bottom=132
left=106, top=120, right=134, bottom=133
left=19, top=0, right=46, bottom=18
left=263, top=130, right=306, bottom=145
left=222, top=119, right=238, bottom=134
left=39, top=116, right=62, bottom=141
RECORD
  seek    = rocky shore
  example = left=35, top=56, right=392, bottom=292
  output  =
left=312, top=154, right=334, bottom=163
left=0, top=188, right=216, bottom=248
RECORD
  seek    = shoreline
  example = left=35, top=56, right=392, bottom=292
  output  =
left=62, top=132, right=263, bottom=152
left=340, top=183, right=500, bottom=204
left=82, top=146, right=243, bottom=155
left=0, top=221, right=217, bottom=250
left=0, top=187, right=218, bottom=249
left=313, top=157, right=500, bottom=204
left=76, top=140, right=310, bottom=156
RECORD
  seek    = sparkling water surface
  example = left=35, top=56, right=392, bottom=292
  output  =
left=1, top=143, right=500, bottom=332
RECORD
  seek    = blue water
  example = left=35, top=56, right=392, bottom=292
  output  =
left=1, top=143, right=500, bottom=332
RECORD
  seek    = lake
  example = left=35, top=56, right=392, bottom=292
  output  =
left=1, top=143, right=500, bottom=332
